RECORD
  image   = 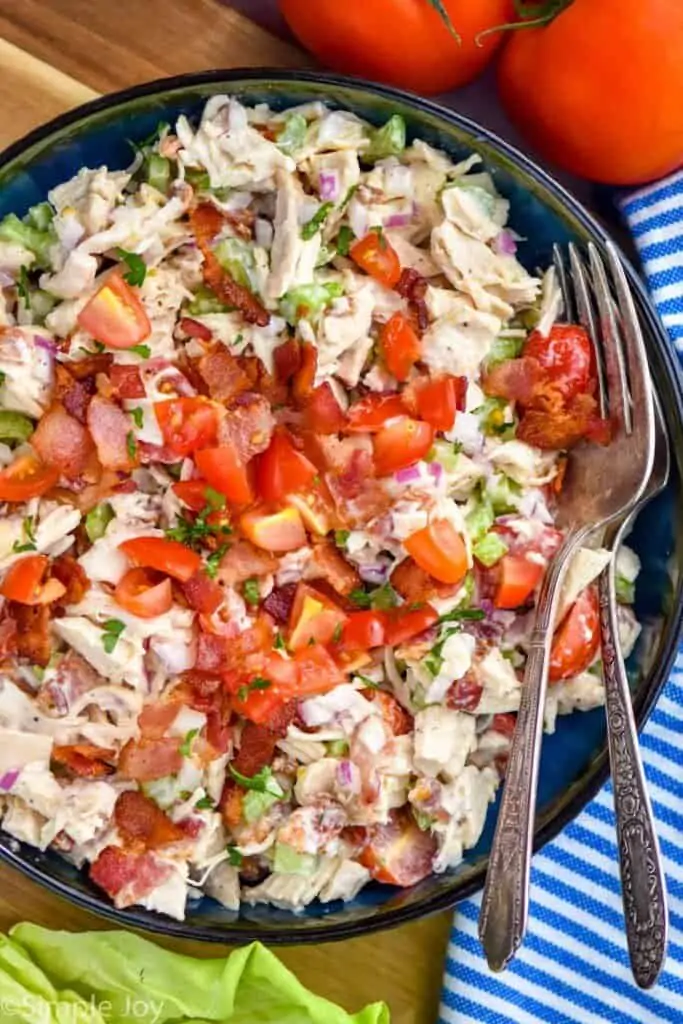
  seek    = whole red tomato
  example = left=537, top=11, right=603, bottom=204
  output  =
left=498, top=0, right=683, bottom=184
left=279, top=0, right=515, bottom=95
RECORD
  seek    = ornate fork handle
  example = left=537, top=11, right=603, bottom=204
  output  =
left=598, top=566, right=668, bottom=988
left=479, top=531, right=584, bottom=970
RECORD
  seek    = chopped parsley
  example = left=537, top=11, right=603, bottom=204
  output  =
left=194, top=794, right=215, bottom=810
left=126, top=431, right=137, bottom=460
left=301, top=201, right=334, bottom=241
left=228, top=764, right=284, bottom=798
left=236, top=676, right=272, bottom=702
left=356, top=673, right=380, bottom=690
left=350, top=582, right=397, bottom=611
left=332, top=622, right=343, bottom=644
left=0, top=372, right=6, bottom=387
left=129, top=407, right=144, bottom=429
left=424, top=628, right=462, bottom=678
left=12, top=515, right=37, bottom=553
left=437, top=606, right=486, bottom=625
left=205, top=544, right=229, bottom=579
left=226, top=845, right=243, bottom=867
left=101, top=619, right=125, bottom=654
left=274, top=631, right=286, bottom=651
left=204, top=486, right=226, bottom=510
left=336, top=225, right=354, bottom=257
left=129, top=343, right=151, bottom=359
left=165, top=504, right=232, bottom=550
left=242, top=578, right=260, bottom=606
left=334, top=529, right=350, bottom=549
left=179, top=728, right=199, bottom=758
left=115, top=247, right=147, bottom=287
left=17, top=265, right=31, bottom=305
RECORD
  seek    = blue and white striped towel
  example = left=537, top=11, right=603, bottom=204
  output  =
left=439, top=171, right=683, bottom=1024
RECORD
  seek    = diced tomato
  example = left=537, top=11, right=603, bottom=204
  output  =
left=118, top=537, right=201, bottom=583
left=0, top=453, right=59, bottom=502
left=384, top=604, right=438, bottom=646
left=179, top=316, right=213, bottom=341
left=114, top=790, right=185, bottom=849
left=288, top=583, right=348, bottom=652
left=359, top=810, right=437, bottom=886
left=350, top=231, right=401, bottom=288
left=290, top=644, right=345, bottom=696
left=154, top=397, right=221, bottom=456
left=89, top=846, right=174, bottom=905
left=0, top=555, right=66, bottom=606
left=118, top=735, right=184, bottom=781
left=408, top=375, right=466, bottom=431
left=77, top=271, right=151, bottom=349
left=231, top=685, right=288, bottom=726
left=183, top=571, right=223, bottom=614
left=404, top=520, right=468, bottom=585
left=363, top=690, right=413, bottom=735
left=380, top=313, right=421, bottom=382
left=172, top=479, right=211, bottom=512
left=523, top=324, right=593, bottom=401
left=373, top=417, right=434, bottom=476
left=494, top=555, right=544, bottom=609
left=292, top=343, right=317, bottom=400
left=273, top=337, right=302, bottom=383
left=195, top=444, right=253, bottom=505
left=346, top=393, right=408, bottom=433
left=255, top=429, right=317, bottom=503
left=340, top=610, right=387, bottom=651
left=549, top=586, right=600, bottom=682
left=108, top=364, right=145, bottom=399
left=240, top=506, right=306, bottom=553
left=87, top=395, right=138, bottom=471
left=51, top=743, right=116, bottom=778
left=31, top=404, right=94, bottom=479
left=304, top=382, right=348, bottom=433
left=114, top=568, right=173, bottom=619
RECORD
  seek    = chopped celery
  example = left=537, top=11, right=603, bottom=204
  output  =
left=364, top=115, right=406, bottom=162
left=185, top=167, right=211, bottom=191
left=473, top=396, right=515, bottom=438
left=28, top=289, right=57, bottom=322
left=0, top=411, right=33, bottom=444
left=466, top=495, right=494, bottom=542
left=427, top=438, right=462, bottom=472
left=185, top=285, right=235, bottom=315
left=85, top=502, right=115, bottom=542
left=485, top=473, right=522, bottom=514
left=0, top=213, right=54, bottom=265
left=472, top=532, right=509, bottom=568
left=336, top=224, right=354, bottom=256
left=445, top=182, right=497, bottom=218
left=326, top=739, right=350, bottom=757
left=301, top=202, right=334, bottom=241
left=214, top=237, right=256, bottom=290
left=279, top=281, right=344, bottom=324
left=273, top=842, right=318, bottom=876
left=25, top=202, right=54, bottom=232
left=243, top=789, right=279, bottom=824
left=315, top=244, right=335, bottom=268
left=486, top=334, right=525, bottom=368
left=146, top=153, right=171, bottom=193
left=275, top=113, right=307, bottom=156
left=615, top=575, right=636, bottom=605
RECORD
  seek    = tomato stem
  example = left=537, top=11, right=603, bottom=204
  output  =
left=474, top=0, right=573, bottom=47
left=425, top=0, right=461, bottom=45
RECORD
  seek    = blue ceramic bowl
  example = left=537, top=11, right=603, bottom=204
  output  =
left=1, top=70, right=681, bottom=945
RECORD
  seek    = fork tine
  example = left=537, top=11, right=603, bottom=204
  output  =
left=552, top=244, right=575, bottom=323
left=588, top=243, right=632, bottom=433
left=605, top=242, right=655, bottom=440
left=568, top=243, right=608, bottom=419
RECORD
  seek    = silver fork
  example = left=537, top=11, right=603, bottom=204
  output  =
left=597, top=390, right=670, bottom=988
left=478, top=242, right=655, bottom=972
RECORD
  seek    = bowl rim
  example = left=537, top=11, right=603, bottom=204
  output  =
left=1, top=67, right=682, bottom=945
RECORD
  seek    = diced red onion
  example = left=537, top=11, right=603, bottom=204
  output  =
left=493, top=230, right=518, bottom=256
left=428, top=461, right=443, bottom=482
left=0, top=271, right=14, bottom=288
left=318, top=170, right=340, bottom=202
left=359, top=562, right=389, bottom=585
left=35, top=335, right=57, bottom=354
left=336, top=759, right=354, bottom=787
left=394, top=465, right=421, bottom=484
left=0, top=769, right=19, bottom=791
left=384, top=212, right=412, bottom=229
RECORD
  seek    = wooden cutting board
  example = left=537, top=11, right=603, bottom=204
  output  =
left=0, top=3, right=451, bottom=1021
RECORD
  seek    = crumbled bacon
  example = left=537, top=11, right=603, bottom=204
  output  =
left=68, top=354, right=114, bottom=380
left=61, top=376, right=95, bottom=424
left=391, top=557, right=459, bottom=605
left=89, top=846, right=174, bottom=906
left=137, top=699, right=182, bottom=738
left=109, top=364, right=145, bottom=400
left=52, top=743, right=116, bottom=777
left=195, top=632, right=228, bottom=673
left=218, top=392, right=275, bottom=463
left=114, top=790, right=185, bottom=849
left=198, top=346, right=250, bottom=403
left=179, top=317, right=212, bottom=342
left=36, top=650, right=101, bottom=716
left=395, top=267, right=429, bottom=332
left=491, top=712, right=517, bottom=738
left=262, top=582, right=297, bottom=624
left=446, top=675, right=483, bottom=712
left=219, top=779, right=245, bottom=828
left=273, top=338, right=302, bottom=383
left=31, top=403, right=95, bottom=479
left=51, top=554, right=89, bottom=606
left=216, top=540, right=277, bottom=588
left=0, top=617, right=17, bottom=660
left=309, top=539, right=360, bottom=596
left=118, top=736, right=183, bottom=781
left=183, top=571, right=223, bottom=614
left=517, top=392, right=607, bottom=450
left=87, top=395, right=137, bottom=470
left=482, top=356, right=543, bottom=405
left=363, top=690, right=413, bottom=735
left=7, top=603, right=51, bottom=666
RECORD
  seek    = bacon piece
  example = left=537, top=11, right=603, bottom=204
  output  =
left=114, top=790, right=185, bottom=849
left=89, top=846, right=174, bottom=907
left=217, top=392, right=275, bottom=463
left=179, top=317, right=212, bottom=342
left=52, top=743, right=116, bottom=777
left=309, top=539, right=360, bottom=596
left=118, top=736, right=183, bottom=781
left=391, top=557, right=460, bottom=605
left=0, top=617, right=17, bottom=660
left=482, top=356, right=543, bottom=405
left=231, top=722, right=279, bottom=777
left=37, top=650, right=102, bottom=716
left=87, top=395, right=137, bottom=470
left=62, top=378, right=95, bottom=424
left=196, top=632, right=227, bottom=673
left=262, top=582, right=297, bottom=624
left=363, top=690, right=413, bottom=735
left=273, top=338, right=302, bottom=383
left=7, top=603, right=51, bottom=666
left=138, top=441, right=182, bottom=465
left=216, top=540, right=277, bottom=588
left=68, top=354, right=114, bottom=380
left=219, top=779, right=245, bottom=828
left=31, top=403, right=95, bottom=479
left=446, top=675, right=483, bottom=712
left=51, top=554, right=89, bottom=606
left=517, top=392, right=601, bottom=450
left=136, top=700, right=181, bottom=740
left=109, top=364, right=145, bottom=400
left=491, top=712, right=517, bottom=738
left=198, top=346, right=250, bottom=403
left=183, top=572, right=223, bottom=614
left=395, top=267, right=429, bottom=332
